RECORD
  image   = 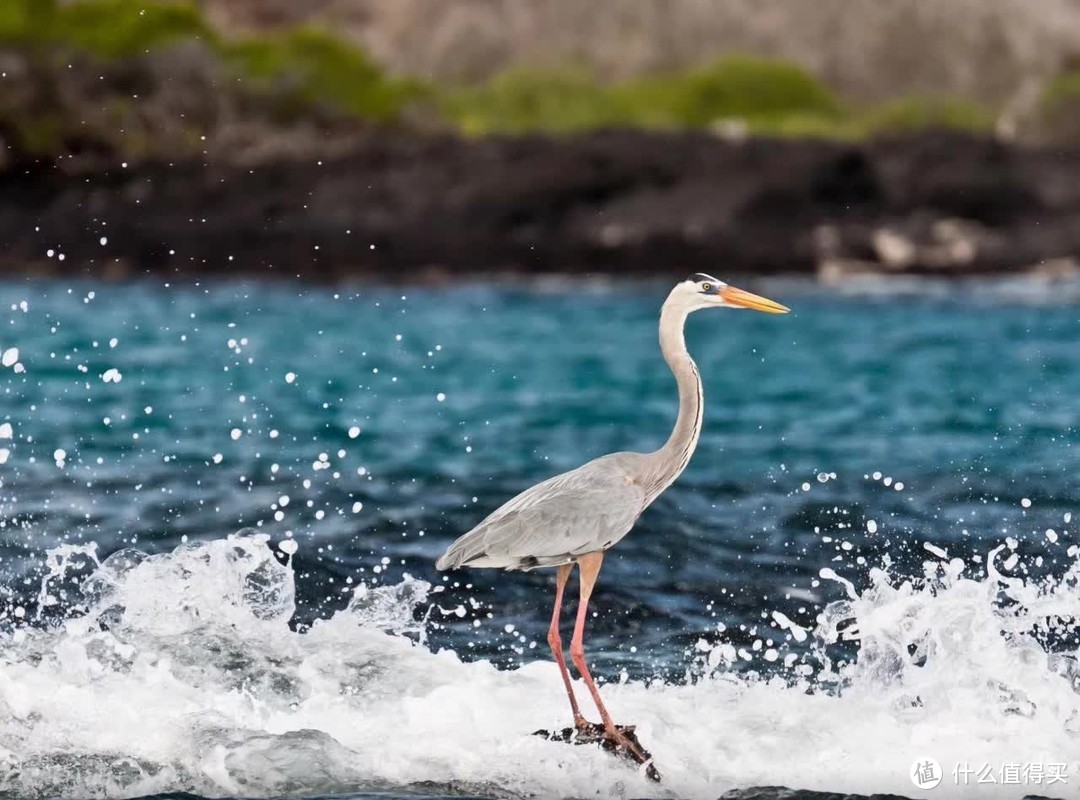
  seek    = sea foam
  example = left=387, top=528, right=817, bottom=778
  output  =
left=0, top=533, right=1076, bottom=799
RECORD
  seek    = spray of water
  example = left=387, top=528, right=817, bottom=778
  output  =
left=0, top=532, right=1074, bottom=799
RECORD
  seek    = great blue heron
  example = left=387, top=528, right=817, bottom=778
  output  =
left=435, top=274, right=789, bottom=771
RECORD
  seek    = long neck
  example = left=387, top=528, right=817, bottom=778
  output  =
left=642, top=301, right=703, bottom=500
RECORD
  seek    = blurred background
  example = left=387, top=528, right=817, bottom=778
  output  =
left=4, top=0, right=1080, bottom=280
left=0, top=0, right=1077, bottom=655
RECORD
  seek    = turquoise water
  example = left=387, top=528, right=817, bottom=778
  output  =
left=0, top=277, right=1078, bottom=798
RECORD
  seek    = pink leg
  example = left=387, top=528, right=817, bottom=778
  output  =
left=568, top=552, right=619, bottom=733
left=567, top=552, right=655, bottom=771
left=547, top=563, right=588, bottom=727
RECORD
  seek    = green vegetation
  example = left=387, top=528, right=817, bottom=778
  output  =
left=223, top=27, right=424, bottom=122
left=854, top=95, right=994, bottom=136
left=443, top=68, right=621, bottom=135
left=441, top=57, right=848, bottom=136
left=625, top=57, right=842, bottom=127
left=45, top=1, right=209, bottom=58
left=0, top=0, right=1001, bottom=159
left=1038, top=71, right=1080, bottom=141
left=0, top=0, right=419, bottom=126
left=442, top=60, right=998, bottom=139
left=0, top=0, right=212, bottom=56
left=1042, top=72, right=1080, bottom=108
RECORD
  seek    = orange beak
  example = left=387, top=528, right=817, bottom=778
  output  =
left=719, top=285, right=790, bottom=314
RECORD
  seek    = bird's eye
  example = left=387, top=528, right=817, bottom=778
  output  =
left=701, top=283, right=712, bottom=293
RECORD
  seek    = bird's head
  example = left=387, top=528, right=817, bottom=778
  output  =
left=667, top=273, right=790, bottom=314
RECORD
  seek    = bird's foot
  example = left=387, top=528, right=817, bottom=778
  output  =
left=532, top=721, right=661, bottom=783
left=602, top=724, right=661, bottom=783
left=532, top=720, right=602, bottom=744
left=573, top=715, right=597, bottom=734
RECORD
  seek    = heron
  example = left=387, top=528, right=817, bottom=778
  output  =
left=435, top=274, right=789, bottom=772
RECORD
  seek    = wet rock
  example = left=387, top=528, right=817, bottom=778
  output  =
left=534, top=722, right=661, bottom=783
left=719, top=791, right=1059, bottom=800
left=3, top=129, right=1080, bottom=281
left=719, top=790, right=913, bottom=800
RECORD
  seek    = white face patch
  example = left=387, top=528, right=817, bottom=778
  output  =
left=669, top=275, right=728, bottom=312
left=684, top=273, right=724, bottom=297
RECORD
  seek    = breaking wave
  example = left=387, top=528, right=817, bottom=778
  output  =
left=0, top=533, right=1076, bottom=799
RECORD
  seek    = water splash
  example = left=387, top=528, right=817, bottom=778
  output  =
left=0, top=533, right=1075, bottom=799
left=346, top=577, right=432, bottom=642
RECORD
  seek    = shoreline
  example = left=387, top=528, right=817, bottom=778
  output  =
left=3, top=129, right=1080, bottom=283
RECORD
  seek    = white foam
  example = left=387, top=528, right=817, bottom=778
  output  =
left=0, top=535, right=1076, bottom=799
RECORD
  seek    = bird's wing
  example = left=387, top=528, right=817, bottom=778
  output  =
left=436, top=456, right=646, bottom=570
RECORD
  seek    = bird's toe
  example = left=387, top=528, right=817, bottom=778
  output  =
left=602, top=726, right=661, bottom=781
left=573, top=717, right=603, bottom=736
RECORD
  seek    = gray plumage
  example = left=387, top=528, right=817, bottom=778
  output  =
left=435, top=274, right=788, bottom=572
left=435, top=452, right=648, bottom=570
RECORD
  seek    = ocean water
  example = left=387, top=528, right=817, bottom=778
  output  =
left=0, top=276, right=1078, bottom=799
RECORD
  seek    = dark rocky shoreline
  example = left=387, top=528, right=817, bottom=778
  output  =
left=3, top=130, right=1080, bottom=282
left=719, top=788, right=1059, bottom=800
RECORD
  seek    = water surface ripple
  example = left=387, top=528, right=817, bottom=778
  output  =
left=0, top=278, right=1077, bottom=799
